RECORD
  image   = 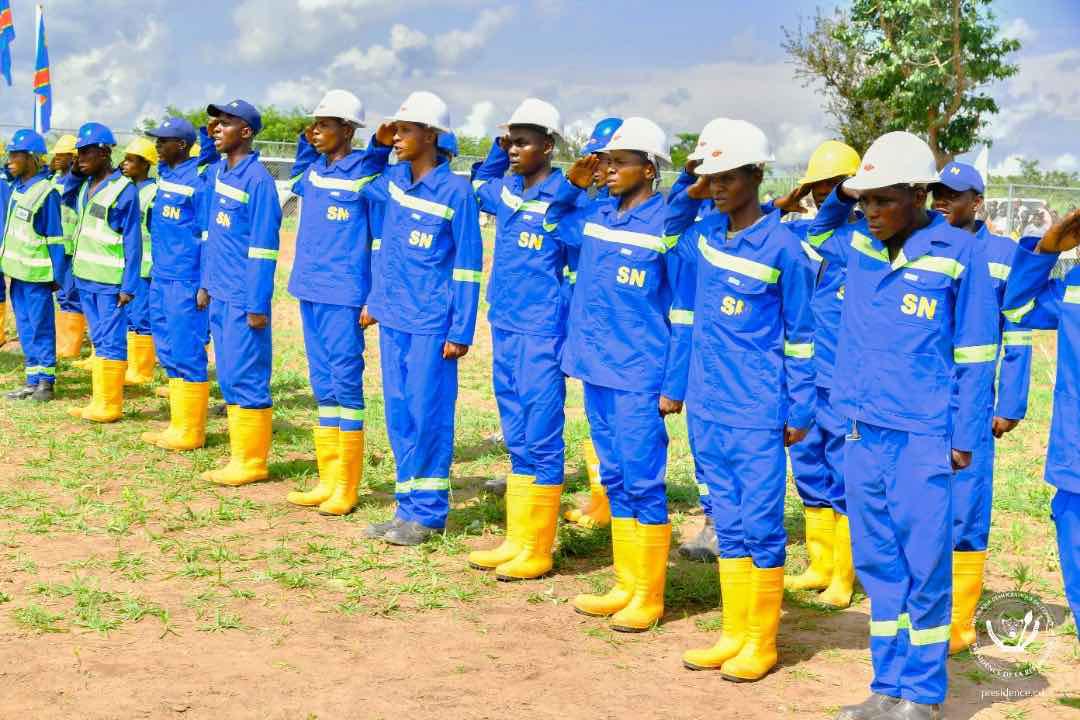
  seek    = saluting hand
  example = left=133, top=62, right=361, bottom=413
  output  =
left=375, top=122, right=396, bottom=147
left=567, top=155, right=600, bottom=189
left=1037, top=208, right=1080, bottom=254
left=304, top=122, right=317, bottom=146
left=774, top=184, right=813, bottom=214
left=497, top=134, right=511, bottom=152
left=443, top=341, right=469, bottom=360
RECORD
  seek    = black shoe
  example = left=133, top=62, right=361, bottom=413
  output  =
left=5, top=385, right=35, bottom=400
left=835, top=694, right=902, bottom=720
left=364, top=517, right=404, bottom=539
left=383, top=520, right=440, bottom=546
left=30, top=382, right=54, bottom=403
left=678, top=517, right=718, bottom=563
left=212, top=402, right=228, bottom=417
left=484, top=474, right=507, bottom=497
left=878, top=700, right=942, bottom=720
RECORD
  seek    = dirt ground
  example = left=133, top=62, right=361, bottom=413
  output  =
left=0, top=231, right=1077, bottom=720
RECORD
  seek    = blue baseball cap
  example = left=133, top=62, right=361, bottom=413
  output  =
left=207, top=99, right=262, bottom=135
left=75, top=122, right=117, bottom=149
left=935, top=161, right=985, bottom=195
left=6, top=129, right=47, bottom=154
left=147, top=116, right=197, bottom=145
left=580, top=117, right=623, bottom=156
left=438, top=132, right=458, bottom=158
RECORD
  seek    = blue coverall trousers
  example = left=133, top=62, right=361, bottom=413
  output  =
left=126, top=277, right=152, bottom=335
left=301, top=301, right=365, bottom=432
left=55, top=259, right=81, bottom=312
left=1051, top=489, right=1080, bottom=640
left=845, top=421, right=952, bottom=706
left=81, top=290, right=129, bottom=361
left=10, top=279, right=57, bottom=386
left=688, top=412, right=787, bottom=568
left=582, top=382, right=668, bottom=525
left=379, top=325, right=457, bottom=530
left=951, top=423, right=995, bottom=551
left=209, top=298, right=272, bottom=409
left=789, top=386, right=848, bottom=514
left=150, top=279, right=209, bottom=383
left=491, top=327, right=565, bottom=486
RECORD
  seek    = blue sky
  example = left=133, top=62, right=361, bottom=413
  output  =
left=0, top=0, right=1076, bottom=173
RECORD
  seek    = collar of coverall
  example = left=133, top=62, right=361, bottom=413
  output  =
left=598, top=189, right=664, bottom=226
left=509, top=164, right=565, bottom=199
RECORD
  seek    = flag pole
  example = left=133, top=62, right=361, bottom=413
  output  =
left=32, top=4, right=41, bottom=132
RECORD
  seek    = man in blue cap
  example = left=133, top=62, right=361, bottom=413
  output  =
left=61, top=122, right=143, bottom=423
left=199, top=99, right=282, bottom=486
left=930, top=161, right=1032, bottom=654
left=2, top=129, right=65, bottom=402
left=138, top=116, right=213, bottom=452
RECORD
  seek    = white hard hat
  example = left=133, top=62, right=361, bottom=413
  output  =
left=693, top=118, right=774, bottom=175
left=603, top=116, right=670, bottom=165
left=500, top=97, right=562, bottom=138
left=311, top=89, right=366, bottom=127
left=844, top=131, right=939, bottom=193
left=688, top=118, right=730, bottom=162
left=386, top=90, right=451, bottom=133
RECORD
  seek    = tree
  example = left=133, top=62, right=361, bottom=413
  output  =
left=137, top=105, right=312, bottom=143
left=784, top=0, right=1020, bottom=166
left=669, top=133, right=699, bottom=170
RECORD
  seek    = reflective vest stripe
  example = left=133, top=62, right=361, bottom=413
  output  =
left=850, top=232, right=888, bottom=262
left=215, top=179, right=249, bottom=203
left=308, top=170, right=377, bottom=193
left=801, top=240, right=824, bottom=264
left=138, top=183, right=157, bottom=278
left=1, top=179, right=55, bottom=282
left=697, top=235, right=781, bottom=283
left=584, top=222, right=669, bottom=254
left=902, top=255, right=965, bottom=279
left=388, top=181, right=455, bottom=220
left=499, top=186, right=551, bottom=215
left=72, top=176, right=131, bottom=285
left=157, top=180, right=195, bottom=197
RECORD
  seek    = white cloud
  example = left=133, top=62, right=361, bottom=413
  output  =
left=390, top=23, right=429, bottom=52
left=265, top=78, right=324, bottom=109
left=774, top=123, right=829, bottom=166
left=1000, top=17, right=1037, bottom=44
left=434, top=8, right=515, bottom=65
left=1054, top=153, right=1078, bottom=171
left=991, top=154, right=1024, bottom=176
left=458, top=100, right=496, bottom=137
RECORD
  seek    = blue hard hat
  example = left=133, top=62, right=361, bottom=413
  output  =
left=438, top=131, right=459, bottom=158
left=147, top=116, right=197, bottom=145
left=935, top=161, right=985, bottom=195
left=75, top=122, right=117, bottom=149
left=207, top=99, right=262, bottom=135
left=580, top=117, right=623, bottom=156
left=6, top=129, right=47, bottom=154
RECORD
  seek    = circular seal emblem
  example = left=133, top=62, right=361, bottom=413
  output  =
left=970, top=590, right=1056, bottom=679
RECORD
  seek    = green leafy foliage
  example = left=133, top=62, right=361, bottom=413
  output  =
left=138, top=105, right=312, bottom=142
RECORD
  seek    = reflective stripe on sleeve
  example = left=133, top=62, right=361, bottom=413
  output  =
left=1001, top=330, right=1033, bottom=347
left=784, top=341, right=814, bottom=359
left=371, top=238, right=382, bottom=251
left=988, top=262, right=1011, bottom=281
left=669, top=309, right=694, bottom=326
left=1065, top=286, right=1080, bottom=305
left=215, top=180, right=249, bottom=203
left=954, top=344, right=998, bottom=363
left=807, top=229, right=834, bottom=248
left=248, top=247, right=279, bottom=261
left=452, top=269, right=483, bottom=283
left=1002, top=299, right=1036, bottom=322
left=158, top=180, right=195, bottom=197
left=850, top=232, right=888, bottom=262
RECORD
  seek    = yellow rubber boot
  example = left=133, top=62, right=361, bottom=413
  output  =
left=949, top=549, right=987, bottom=654
left=564, top=440, right=611, bottom=528
left=496, top=483, right=563, bottom=580
left=124, top=332, right=156, bottom=385
left=721, top=566, right=784, bottom=682
left=319, top=430, right=365, bottom=516
left=574, top=517, right=637, bottom=617
left=683, top=557, right=753, bottom=669
left=469, top=474, right=534, bottom=570
left=155, top=380, right=209, bottom=451
left=287, top=426, right=341, bottom=507
left=202, top=406, right=272, bottom=486
left=611, top=522, right=671, bottom=632
left=68, top=355, right=105, bottom=419
left=818, top=514, right=855, bottom=608
left=71, top=357, right=126, bottom=423
left=784, top=506, right=836, bottom=591
left=55, top=311, right=87, bottom=359
left=71, top=348, right=96, bottom=371
left=0, top=302, right=7, bottom=344
left=141, top=377, right=182, bottom=445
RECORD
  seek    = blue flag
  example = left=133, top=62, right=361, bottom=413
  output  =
left=0, top=0, right=14, bottom=87
left=33, top=5, right=50, bottom=132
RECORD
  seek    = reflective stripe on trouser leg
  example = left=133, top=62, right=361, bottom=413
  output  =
left=301, top=301, right=366, bottom=431
left=209, top=298, right=272, bottom=409
left=379, top=326, right=455, bottom=529
left=686, top=414, right=712, bottom=517
left=1051, top=490, right=1080, bottom=640
left=583, top=383, right=667, bottom=525
left=150, top=278, right=209, bottom=382
left=846, top=422, right=952, bottom=705
left=126, top=277, right=152, bottom=334
left=11, top=280, right=57, bottom=385
left=491, top=327, right=566, bottom=486
left=56, top=261, right=81, bottom=312
left=951, top=425, right=995, bottom=551
left=789, top=386, right=846, bottom=511
left=81, top=289, right=129, bottom=361
left=689, top=413, right=787, bottom=568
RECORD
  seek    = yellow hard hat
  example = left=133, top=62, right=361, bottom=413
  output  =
left=51, top=134, right=77, bottom=156
left=190, top=142, right=200, bottom=158
left=798, top=140, right=861, bottom=185
left=124, top=136, right=159, bottom=165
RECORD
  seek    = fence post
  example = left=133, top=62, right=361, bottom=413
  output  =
left=1006, top=183, right=1015, bottom=237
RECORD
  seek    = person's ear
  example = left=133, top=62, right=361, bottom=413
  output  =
left=644, top=162, right=656, bottom=181
left=544, top=136, right=555, bottom=157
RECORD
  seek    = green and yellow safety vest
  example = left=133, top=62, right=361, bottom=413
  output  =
left=71, top=175, right=132, bottom=286
left=0, top=178, right=61, bottom=283
left=51, top=175, right=79, bottom=255
left=138, top=181, right=157, bottom=278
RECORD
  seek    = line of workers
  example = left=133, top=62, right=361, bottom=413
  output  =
left=1, top=89, right=1074, bottom=720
